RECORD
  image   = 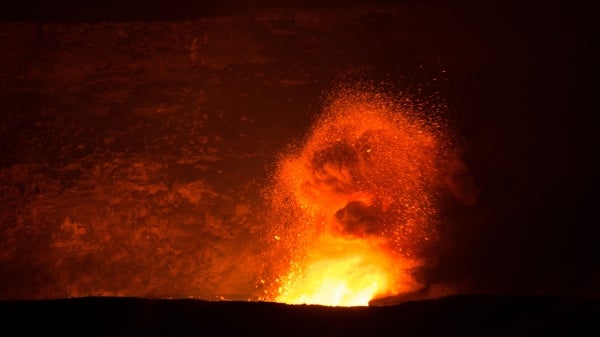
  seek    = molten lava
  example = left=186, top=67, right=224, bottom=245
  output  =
left=261, top=87, right=455, bottom=306
left=275, top=234, right=422, bottom=306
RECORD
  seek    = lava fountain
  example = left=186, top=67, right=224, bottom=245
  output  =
left=258, top=84, right=461, bottom=307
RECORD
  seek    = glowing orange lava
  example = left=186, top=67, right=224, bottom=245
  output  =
left=275, top=234, right=422, bottom=306
left=261, top=87, right=454, bottom=306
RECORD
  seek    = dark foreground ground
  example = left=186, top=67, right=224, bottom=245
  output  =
left=1, top=295, right=598, bottom=336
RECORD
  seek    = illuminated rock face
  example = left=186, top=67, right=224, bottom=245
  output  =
left=0, top=2, right=589, bottom=302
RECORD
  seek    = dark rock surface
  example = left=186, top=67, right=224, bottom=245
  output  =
left=1, top=295, right=597, bottom=336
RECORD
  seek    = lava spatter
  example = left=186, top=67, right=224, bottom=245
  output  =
left=261, top=86, right=458, bottom=306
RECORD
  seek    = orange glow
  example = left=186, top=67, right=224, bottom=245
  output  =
left=275, top=234, right=422, bottom=306
left=260, top=86, right=454, bottom=306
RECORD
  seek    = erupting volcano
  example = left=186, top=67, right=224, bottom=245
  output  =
left=259, top=86, right=463, bottom=306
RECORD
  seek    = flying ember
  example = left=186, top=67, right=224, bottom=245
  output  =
left=259, top=85, right=457, bottom=307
